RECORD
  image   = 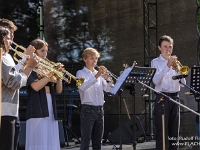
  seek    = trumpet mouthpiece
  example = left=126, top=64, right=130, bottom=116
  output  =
left=95, top=64, right=100, bottom=68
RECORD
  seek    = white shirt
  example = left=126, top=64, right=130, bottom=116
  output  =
left=151, top=54, right=186, bottom=93
left=76, top=66, right=114, bottom=106
left=15, top=57, right=26, bottom=71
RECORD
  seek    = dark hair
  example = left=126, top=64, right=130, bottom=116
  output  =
left=0, top=18, right=17, bottom=31
left=0, top=26, right=10, bottom=53
left=158, top=35, right=174, bottom=46
left=30, top=39, right=48, bottom=50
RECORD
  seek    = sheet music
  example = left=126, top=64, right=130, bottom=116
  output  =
left=110, top=67, right=132, bottom=95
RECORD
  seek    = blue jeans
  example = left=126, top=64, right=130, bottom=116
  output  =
left=80, top=104, right=104, bottom=150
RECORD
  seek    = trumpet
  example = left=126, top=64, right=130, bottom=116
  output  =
left=10, top=42, right=84, bottom=88
left=95, top=64, right=118, bottom=81
left=168, top=52, right=189, bottom=75
left=38, top=58, right=85, bottom=88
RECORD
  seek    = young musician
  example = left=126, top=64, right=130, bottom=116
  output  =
left=151, top=35, right=186, bottom=150
left=25, top=39, right=63, bottom=150
left=0, top=18, right=36, bottom=150
left=0, top=26, right=38, bottom=150
left=76, top=48, right=114, bottom=150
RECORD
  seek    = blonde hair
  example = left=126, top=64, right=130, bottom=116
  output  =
left=82, top=48, right=100, bottom=59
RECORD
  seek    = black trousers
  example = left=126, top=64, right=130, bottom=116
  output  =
left=154, top=94, right=180, bottom=150
left=80, top=104, right=104, bottom=150
left=0, top=116, right=18, bottom=150
left=14, top=116, right=20, bottom=150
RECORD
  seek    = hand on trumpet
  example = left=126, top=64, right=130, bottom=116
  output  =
left=54, top=62, right=65, bottom=71
left=95, top=65, right=113, bottom=82
left=25, top=54, right=39, bottom=68
left=20, top=54, right=39, bottom=77
left=167, top=53, right=177, bottom=71
left=25, top=45, right=36, bottom=57
left=23, top=45, right=38, bottom=66
left=37, top=68, right=57, bottom=83
left=53, top=62, right=65, bottom=82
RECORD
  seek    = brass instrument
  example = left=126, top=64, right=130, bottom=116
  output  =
left=11, top=42, right=84, bottom=87
left=95, top=64, right=118, bottom=82
left=9, top=46, right=48, bottom=78
left=33, top=55, right=84, bottom=88
left=169, top=52, right=189, bottom=75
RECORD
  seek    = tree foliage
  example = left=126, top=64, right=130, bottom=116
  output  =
left=0, top=0, right=39, bottom=46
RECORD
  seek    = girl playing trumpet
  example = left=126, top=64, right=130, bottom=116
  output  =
left=25, top=39, right=63, bottom=150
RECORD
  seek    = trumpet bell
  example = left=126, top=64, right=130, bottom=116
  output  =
left=76, top=77, right=85, bottom=88
left=180, top=66, right=189, bottom=75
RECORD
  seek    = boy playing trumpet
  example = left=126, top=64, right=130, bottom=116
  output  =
left=76, top=48, right=114, bottom=150
left=151, top=35, right=186, bottom=150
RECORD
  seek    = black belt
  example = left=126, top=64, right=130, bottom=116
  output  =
left=161, top=92, right=178, bottom=97
left=81, top=104, right=103, bottom=110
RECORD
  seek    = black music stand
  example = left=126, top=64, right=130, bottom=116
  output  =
left=189, top=67, right=200, bottom=148
left=110, top=61, right=136, bottom=150
left=120, top=66, right=156, bottom=150
left=190, top=67, right=200, bottom=102
left=61, top=63, right=82, bottom=147
left=135, top=75, right=200, bottom=150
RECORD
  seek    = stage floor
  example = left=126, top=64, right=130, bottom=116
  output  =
left=61, top=140, right=156, bottom=150
left=60, top=140, right=199, bottom=150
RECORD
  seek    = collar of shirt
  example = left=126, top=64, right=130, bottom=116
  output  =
left=159, top=54, right=167, bottom=62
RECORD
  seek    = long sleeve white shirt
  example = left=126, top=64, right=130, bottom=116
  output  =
left=151, top=54, right=186, bottom=93
left=15, top=57, right=26, bottom=71
left=76, top=66, right=114, bottom=106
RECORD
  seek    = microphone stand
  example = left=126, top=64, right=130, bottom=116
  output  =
left=134, top=78, right=200, bottom=150
left=134, top=79, right=200, bottom=115
left=179, top=79, right=200, bottom=149
left=129, top=83, right=137, bottom=150
left=178, top=80, right=200, bottom=100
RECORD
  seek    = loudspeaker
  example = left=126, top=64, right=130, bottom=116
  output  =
left=18, top=120, right=65, bottom=150
left=108, top=116, right=146, bottom=144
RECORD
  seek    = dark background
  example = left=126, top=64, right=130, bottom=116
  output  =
left=1, top=0, right=200, bottom=147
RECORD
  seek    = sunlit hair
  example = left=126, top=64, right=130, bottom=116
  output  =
left=30, top=38, right=48, bottom=50
left=0, top=26, right=10, bottom=53
left=82, top=48, right=100, bottom=59
left=158, top=35, right=174, bottom=46
left=0, top=18, right=17, bottom=31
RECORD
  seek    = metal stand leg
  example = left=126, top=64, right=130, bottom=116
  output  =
left=66, top=127, right=81, bottom=144
left=160, top=97, right=165, bottom=150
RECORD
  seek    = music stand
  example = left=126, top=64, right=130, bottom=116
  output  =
left=135, top=77, right=200, bottom=150
left=61, top=63, right=82, bottom=146
left=110, top=61, right=137, bottom=150
left=121, top=66, right=156, bottom=95
left=190, top=67, right=200, bottom=101
left=120, top=66, right=156, bottom=150
left=189, top=67, right=200, bottom=148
